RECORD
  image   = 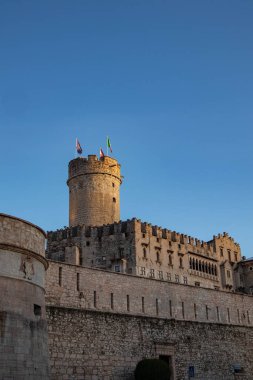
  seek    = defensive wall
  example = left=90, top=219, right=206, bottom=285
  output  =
left=45, top=260, right=253, bottom=380
left=46, top=260, right=252, bottom=325
left=0, top=213, right=49, bottom=380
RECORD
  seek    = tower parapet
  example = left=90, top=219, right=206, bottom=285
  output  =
left=67, top=155, right=122, bottom=227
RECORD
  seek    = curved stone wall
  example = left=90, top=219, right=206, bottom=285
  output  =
left=0, top=213, right=49, bottom=380
left=68, top=155, right=122, bottom=227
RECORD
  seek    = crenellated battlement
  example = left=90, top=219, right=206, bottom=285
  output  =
left=47, top=218, right=240, bottom=251
left=67, top=155, right=122, bottom=184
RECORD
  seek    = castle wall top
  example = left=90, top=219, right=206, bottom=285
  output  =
left=46, top=260, right=253, bottom=326
left=0, top=213, right=46, bottom=258
left=68, top=155, right=122, bottom=183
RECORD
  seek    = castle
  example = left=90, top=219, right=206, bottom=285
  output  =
left=47, top=155, right=251, bottom=295
left=0, top=154, right=253, bottom=380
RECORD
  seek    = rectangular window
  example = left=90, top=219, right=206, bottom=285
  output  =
left=127, top=295, right=130, bottom=312
left=169, top=300, right=172, bottom=317
left=227, top=308, right=230, bottom=323
left=114, top=265, right=120, bottom=272
left=216, top=306, right=220, bottom=322
left=34, top=304, right=41, bottom=316
left=237, top=309, right=240, bottom=324
left=158, top=270, right=163, bottom=280
left=59, top=267, right=62, bottom=286
left=150, top=269, right=155, bottom=278
left=206, top=305, right=209, bottom=320
left=228, top=250, right=231, bottom=262
left=156, top=298, right=159, bottom=315
left=227, top=270, right=231, bottom=278
left=140, top=267, right=146, bottom=276
left=76, top=273, right=80, bottom=291
left=247, top=310, right=250, bottom=324
left=110, top=293, right=114, bottom=310
left=183, top=276, right=188, bottom=285
left=94, top=291, right=97, bottom=308
left=182, top=302, right=185, bottom=319
left=175, top=274, right=179, bottom=283
left=142, top=297, right=145, bottom=313
left=167, top=272, right=171, bottom=281
left=194, top=303, right=197, bottom=319
left=195, top=282, right=200, bottom=287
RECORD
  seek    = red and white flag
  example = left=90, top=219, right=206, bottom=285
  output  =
left=100, top=147, right=105, bottom=158
left=76, top=138, right=82, bottom=154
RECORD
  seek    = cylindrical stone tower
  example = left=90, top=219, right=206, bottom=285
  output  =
left=0, top=213, right=49, bottom=380
left=67, top=155, right=122, bottom=227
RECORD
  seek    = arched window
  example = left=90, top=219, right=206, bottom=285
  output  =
left=208, top=263, right=211, bottom=274
left=169, top=255, right=172, bottom=266
left=192, top=258, right=196, bottom=270
left=189, top=257, right=192, bottom=269
left=196, top=259, right=199, bottom=271
left=205, top=262, right=208, bottom=273
left=202, top=261, right=205, bottom=272
left=179, top=257, right=183, bottom=268
left=211, top=264, right=214, bottom=275
left=214, top=265, right=217, bottom=276
left=156, top=252, right=160, bottom=262
left=143, top=248, right=146, bottom=259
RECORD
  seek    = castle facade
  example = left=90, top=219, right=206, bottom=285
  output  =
left=1, top=154, right=253, bottom=380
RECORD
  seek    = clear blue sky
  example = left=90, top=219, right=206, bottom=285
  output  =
left=0, top=0, right=252, bottom=257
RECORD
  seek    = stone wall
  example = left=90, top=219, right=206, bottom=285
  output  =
left=0, top=213, right=49, bottom=380
left=46, top=306, right=253, bottom=380
left=45, top=260, right=253, bottom=326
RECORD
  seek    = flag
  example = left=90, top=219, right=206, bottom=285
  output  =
left=107, top=137, right=112, bottom=153
left=76, top=138, right=82, bottom=154
left=100, top=147, right=105, bottom=158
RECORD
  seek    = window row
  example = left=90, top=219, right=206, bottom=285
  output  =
left=143, top=248, right=184, bottom=268
left=189, top=258, right=217, bottom=276
left=220, top=247, right=238, bottom=262
left=140, top=267, right=188, bottom=284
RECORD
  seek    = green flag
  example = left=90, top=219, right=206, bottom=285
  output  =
left=107, top=136, right=112, bottom=153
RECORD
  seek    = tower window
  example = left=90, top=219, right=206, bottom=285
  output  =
left=150, top=269, right=155, bottom=278
left=34, top=304, right=41, bottom=316
left=113, top=197, right=116, bottom=203
left=112, top=182, right=115, bottom=187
